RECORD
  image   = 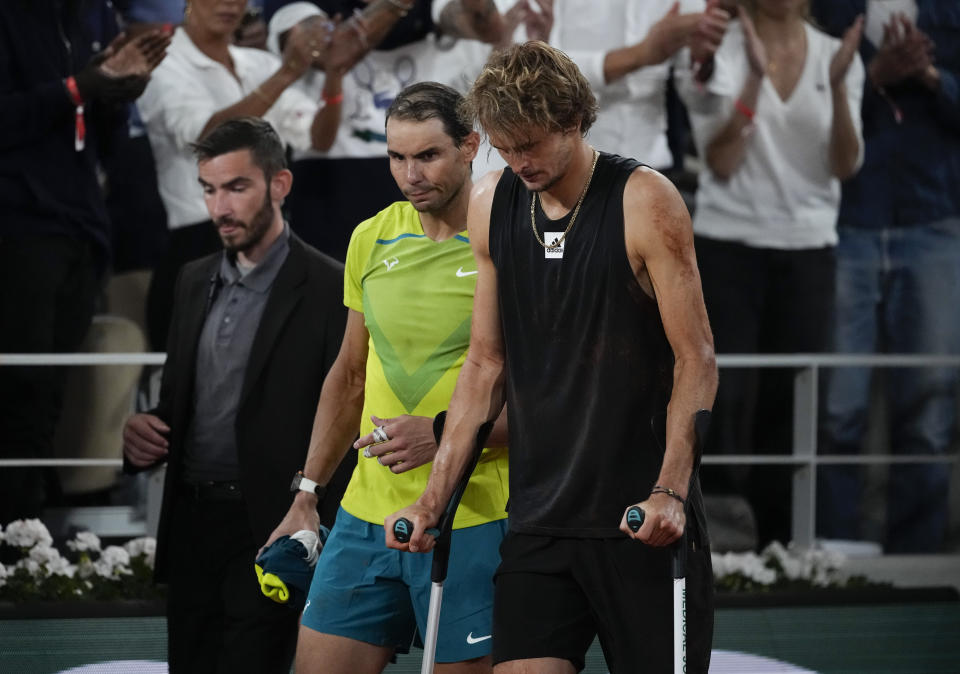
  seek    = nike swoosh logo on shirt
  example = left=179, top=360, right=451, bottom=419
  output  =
left=456, top=267, right=478, bottom=277
left=466, top=632, right=492, bottom=644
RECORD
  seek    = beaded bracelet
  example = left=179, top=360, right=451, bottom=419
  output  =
left=651, top=485, right=686, bottom=505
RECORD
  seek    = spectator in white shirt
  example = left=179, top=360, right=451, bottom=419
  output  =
left=264, top=0, right=511, bottom=261
left=138, top=0, right=417, bottom=350
left=676, top=0, right=865, bottom=547
left=439, top=0, right=730, bottom=173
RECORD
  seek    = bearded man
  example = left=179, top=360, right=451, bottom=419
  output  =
left=122, top=117, right=353, bottom=673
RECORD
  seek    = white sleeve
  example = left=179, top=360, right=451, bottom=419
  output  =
left=240, top=50, right=321, bottom=152
left=137, top=64, right=215, bottom=152
left=580, top=0, right=706, bottom=94
left=679, top=0, right=706, bottom=11
left=267, top=85, right=320, bottom=153
left=844, top=51, right=866, bottom=172
left=562, top=49, right=609, bottom=92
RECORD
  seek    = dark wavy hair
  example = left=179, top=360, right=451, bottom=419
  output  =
left=385, top=82, right=473, bottom=148
left=191, top=117, right=287, bottom=180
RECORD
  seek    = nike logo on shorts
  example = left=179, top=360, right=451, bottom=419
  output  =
left=466, top=632, right=492, bottom=644
left=456, top=267, right=478, bottom=277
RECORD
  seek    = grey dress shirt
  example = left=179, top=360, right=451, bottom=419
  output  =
left=182, top=225, right=291, bottom=483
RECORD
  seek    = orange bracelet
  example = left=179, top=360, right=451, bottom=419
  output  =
left=734, top=98, right=755, bottom=121
left=323, top=91, right=344, bottom=105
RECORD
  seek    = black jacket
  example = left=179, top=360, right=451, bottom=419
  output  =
left=0, top=0, right=127, bottom=272
left=129, top=236, right=349, bottom=582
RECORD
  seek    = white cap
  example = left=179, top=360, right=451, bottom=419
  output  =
left=267, top=2, right=328, bottom=55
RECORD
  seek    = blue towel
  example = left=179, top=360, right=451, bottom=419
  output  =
left=255, top=526, right=329, bottom=609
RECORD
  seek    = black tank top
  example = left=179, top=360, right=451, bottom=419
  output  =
left=490, top=152, right=678, bottom=537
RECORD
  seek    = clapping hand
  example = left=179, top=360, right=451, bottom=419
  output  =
left=689, top=0, right=731, bottom=68
left=76, top=28, right=171, bottom=103
left=283, top=19, right=334, bottom=77
left=100, top=28, right=171, bottom=78
left=829, top=14, right=864, bottom=88
left=497, top=0, right=553, bottom=48
left=868, top=13, right=935, bottom=88
left=738, top=6, right=768, bottom=78
left=645, top=1, right=703, bottom=66
left=523, top=0, right=554, bottom=43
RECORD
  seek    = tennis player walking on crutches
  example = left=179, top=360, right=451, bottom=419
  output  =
left=388, top=42, right=718, bottom=674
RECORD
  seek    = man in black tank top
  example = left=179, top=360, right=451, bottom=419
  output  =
left=386, top=43, right=718, bottom=674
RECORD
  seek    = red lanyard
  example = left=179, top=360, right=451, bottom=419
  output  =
left=64, top=76, right=86, bottom=152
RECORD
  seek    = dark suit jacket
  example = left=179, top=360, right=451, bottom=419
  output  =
left=0, top=0, right=128, bottom=273
left=127, top=235, right=350, bottom=582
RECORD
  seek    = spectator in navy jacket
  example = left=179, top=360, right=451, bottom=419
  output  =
left=0, top=0, right=168, bottom=526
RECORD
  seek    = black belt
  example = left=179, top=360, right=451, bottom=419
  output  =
left=179, top=480, right=243, bottom=502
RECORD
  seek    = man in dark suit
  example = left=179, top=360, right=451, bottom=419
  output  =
left=122, top=117, right=352, bottom=673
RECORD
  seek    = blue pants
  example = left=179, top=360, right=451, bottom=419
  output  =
left=818, top=219, right=960, bottom=552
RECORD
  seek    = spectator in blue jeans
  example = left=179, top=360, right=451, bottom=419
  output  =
left=812, top=0, right=960, bottom=553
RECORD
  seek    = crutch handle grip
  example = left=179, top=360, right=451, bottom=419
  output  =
left=625, top=506, right=685, bottom=578
left=392, top=517, right=439, bottom=543
left=626, top=506, right=645, bottom=532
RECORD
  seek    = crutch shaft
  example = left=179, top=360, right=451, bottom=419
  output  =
left=421, top=582, right=444, bottom=674
left=625, top=505, right=686, bottom=674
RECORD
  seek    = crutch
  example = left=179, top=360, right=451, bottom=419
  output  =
left=626, top=409, right=711, bottom=674
left=394, top=414, right=493, bottom=674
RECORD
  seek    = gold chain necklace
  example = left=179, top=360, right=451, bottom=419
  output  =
left=530, top=149, right=599, bottom=250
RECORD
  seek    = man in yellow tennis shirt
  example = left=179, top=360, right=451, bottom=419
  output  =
left=263, top=81, right=508, bottom=674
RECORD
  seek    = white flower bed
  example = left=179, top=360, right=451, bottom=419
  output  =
left=0, top=518, right=880, bottom=601
left=0, top=519, right=157, bottom=602
left=712, top=541, right=864, bottom=592
left=2, top=519, right=53, bottom=549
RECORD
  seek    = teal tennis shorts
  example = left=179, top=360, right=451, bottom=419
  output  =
left=301, top=507, right=507, bottom=663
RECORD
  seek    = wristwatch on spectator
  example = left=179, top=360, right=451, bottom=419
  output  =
left=290, top=470, right=326, bottom=498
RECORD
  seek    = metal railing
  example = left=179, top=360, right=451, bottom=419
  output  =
left=0, top=353, right=165, bottom=468
left=706, top=353, right=960, bottom=547
left=1, top=351, right=958, bottom=548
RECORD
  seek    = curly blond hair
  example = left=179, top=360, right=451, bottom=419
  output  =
left=463, top=41, right=598, bottom=143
